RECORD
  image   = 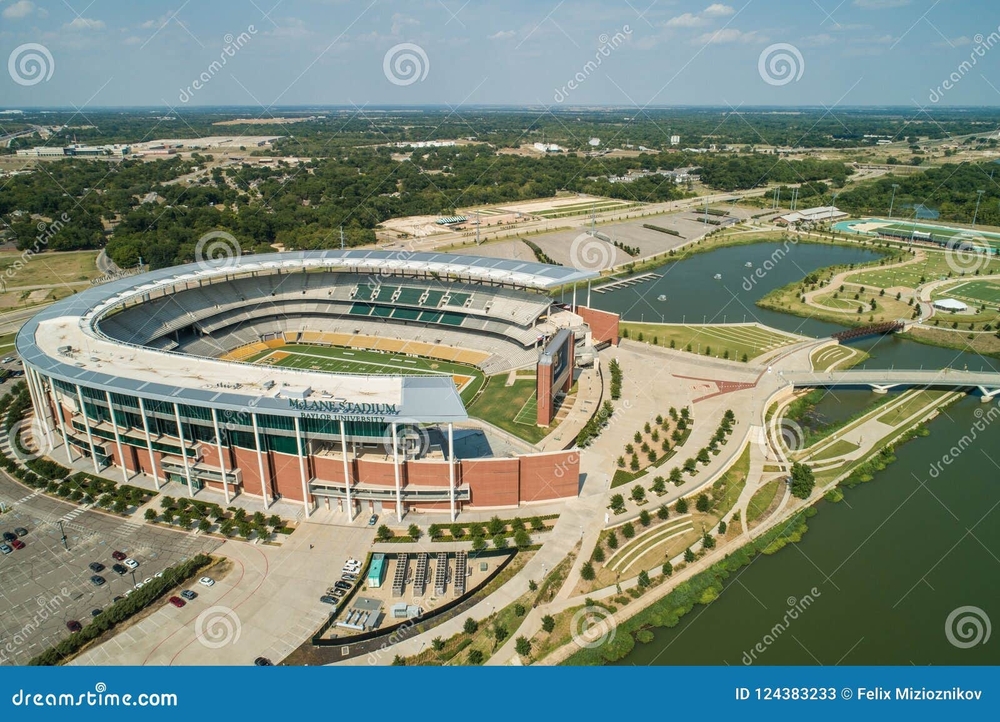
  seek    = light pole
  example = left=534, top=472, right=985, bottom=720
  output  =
left=972, top=190, right=985, bottom=227
left=58, top=520, right=68, bottom=551
left=888, top=184, right=899, bottom=218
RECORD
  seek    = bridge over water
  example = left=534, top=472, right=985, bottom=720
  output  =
left=780, top=368, right=1000, bottom=401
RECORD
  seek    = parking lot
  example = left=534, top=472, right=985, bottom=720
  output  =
left=0, top=473, right=221, bottom=665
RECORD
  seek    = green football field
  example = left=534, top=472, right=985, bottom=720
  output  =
left=248, top=344, right=486, bottom=404
left=939, top=279, right=1000, bottom=306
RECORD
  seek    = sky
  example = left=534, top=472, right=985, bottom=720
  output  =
left=1, top=0, right=998, bottom=110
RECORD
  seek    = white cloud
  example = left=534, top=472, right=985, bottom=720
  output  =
left=693, top=28, right=762, bottom=44
left=2, top=1, right=35, bottom=19
left=853, top=0, right=911, bottom=8
left=123, top=36, right=143, bottom=46
left=63, top=17, right=106, bottom=31
left=703, top=4, right=736, bottom=16
left=489, top=29, right=516, bottom=40
left=665, top=13, right=706, bottom=28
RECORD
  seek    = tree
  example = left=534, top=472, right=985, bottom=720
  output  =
left=609, top=494, right=626, bottom=514
left=592, top=545, right=605, bottom=563
left=113, top=498, right=127, bottom=514
left=471, top=536, right=487, bottom=553
left=630, top=484, right=646, bottom=503
left=491, top=621, right=509, bottom=650
left=514, top=603, right=526, bottom=617
left=702, top=533, right=716, bottom=550
left=467, top=649, right=484, bottom=665
left=657, top=504, right=669, bottom=520
left=790, top=462, right=816, bottom=499
left=515, top=636, right=532, bottom=657
left=541, top=615, right=556, bottom=633
left=651, top=476, right=666, bottom=495
left=487, top=515, right=505, bottom=536
left=675, top=497, right=688, bottom=514
left=428, top=523, right=442, bottom=539
left=606, top=531, right=619, bottom=549
left=669, top=467, right=683, bottom=485
left=684, top=547, right=695, bottom=563
left=639, top=509, right=651, bottom=527
left=696, top=493, right=710, bottom=513
left=268, top=514, right=282, bottom=528
left=621, top=522, right=635, bottom=539
left=492, top=533, right=508, bottom=549
left=198, top=518, right=211, bottom=533
left=637, top=570, right=651, bottom=588
left=662, top=561, right=673, bottom=577
left=431, top=636, right=445, bottom=651
left=581, top=561, right=596, bottom=581
left=408, top=523, right=422, bottom=541
left=513, top=529, right=531, bottom=548
left=464, top=617, right=479, bottom=635
left=144, top=508, right=157, bottom=522
left=718, top=520, right=728, bottom=535
left=376, top=524, right=393, bottom=541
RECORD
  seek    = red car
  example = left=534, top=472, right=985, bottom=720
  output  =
left=168, top=596, right=186, bottom=608
left=10, top=539, right=24, bottom=550
left=111, top=550, right=126, bottom=561
left=66, top=620, right=82, bottom=633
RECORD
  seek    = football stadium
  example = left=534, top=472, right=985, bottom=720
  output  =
left=15, top=251, right=621, bottom=521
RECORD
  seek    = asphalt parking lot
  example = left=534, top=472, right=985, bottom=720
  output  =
left=0, top=473, right=221, bottom=665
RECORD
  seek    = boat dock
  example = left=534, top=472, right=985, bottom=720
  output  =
left=592, top=272, right=662, bottom=294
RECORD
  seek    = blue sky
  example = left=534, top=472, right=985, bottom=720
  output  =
left=1, top=0, right=998, bottom=108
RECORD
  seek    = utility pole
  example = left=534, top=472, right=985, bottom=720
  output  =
left=972, top=190, right=985, bottom=227
left=58, top=520, right=67, bottom=551
left=888, top=184, right=899, bottom=218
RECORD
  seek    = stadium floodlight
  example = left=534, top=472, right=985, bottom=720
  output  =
left=972, top=190, right=985, bottom=227
left=889, top=184, right=900, bottom=219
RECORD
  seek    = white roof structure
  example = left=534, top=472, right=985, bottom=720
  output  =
left=777, top=206, right=849, bottom=224
left=932, top=298, right=969, bottom=312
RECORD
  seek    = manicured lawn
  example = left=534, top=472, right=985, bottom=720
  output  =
left=466, top=377, right=549, bottom=444
left=620, top=322, right=800, bottom=361
left=746, top=479, right=782, bottom=524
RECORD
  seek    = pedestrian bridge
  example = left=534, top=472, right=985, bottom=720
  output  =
left=781, top=368, right=1000, bottom=402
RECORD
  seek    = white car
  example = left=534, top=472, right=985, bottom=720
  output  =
left=123, top=558, right=139, bottom=569
left=198, top=576, right=215, bottom=587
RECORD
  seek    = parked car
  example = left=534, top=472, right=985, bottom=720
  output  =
left=341, top=573, right=357, bottom=582
left=90, top=575, right=106, bottom=587
left=111, top=550, right=126, bottom=561
left=1, top=357, right=13, bottom=364
left=13, top=527, right=27, bottom=537
left=66, top=620, right=82, bottom=633
left=123, top=558, right=138, bottom=569
left=332, top=589, right=346, bottom=598
left=334, top=581, right=352, bottom=591
left=90, top=608, right=103, bottom=618
left=368, top=514, right=378, bottom=526
left=112, top=595, right=124, bottom=603
left=112, top=563, right=127, bottom=576
left=88, top=562, right=105, bottom=573
left=319, top=595, right=338, bottom=605
left=180, top=590, right=197, bottom=601
left=198, top=576, right=215, bottom=587
left=10, top=539, right=24, bottom=550
left=2, top=531, right=16, bottom=542
left=254, top=657, right=273, bottom=666
left=168, top=596, right=185, bottom=608
left=0, top=544, right=11, bottom=555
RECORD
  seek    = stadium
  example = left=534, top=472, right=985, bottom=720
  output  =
left=16, top=250, right=620, bottom=521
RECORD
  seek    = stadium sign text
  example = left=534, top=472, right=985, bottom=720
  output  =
left=288, top=398, right=399, bottom=419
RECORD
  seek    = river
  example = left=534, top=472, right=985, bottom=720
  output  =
left=591, top=241, right=1000, bottom=665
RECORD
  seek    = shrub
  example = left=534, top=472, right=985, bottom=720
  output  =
left=675, top=498, right=688, bottom=514
left=541, top=615, right=556, bottom=633
left=621, top=522, right=635, bottom=539
left=638, top=509, right=651, bottom=527
left=464, top=617, right=479, bottom=635
left=580, top=562, right=596, bottom=581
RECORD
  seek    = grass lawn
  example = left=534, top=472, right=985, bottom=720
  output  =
left=620, top=322, right=800, bottom=361
left=465, top=376, right=550, bottom=444
left=0, top=249, right=101, bottom=288
left=810, top=345, right=869, bottom=371
left=875, top=390, right=950, bottom=427
left=807, top=438, right=860, bottom=462
left=746, top=479, right=782, bottom=525
left=936, top=278, right=1000, bottom=307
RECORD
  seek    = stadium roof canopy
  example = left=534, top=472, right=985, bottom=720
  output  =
left=15, top=250, right=597, bottom=424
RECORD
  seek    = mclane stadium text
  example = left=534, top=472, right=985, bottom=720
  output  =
left=288, top=399, right=399, bottom=416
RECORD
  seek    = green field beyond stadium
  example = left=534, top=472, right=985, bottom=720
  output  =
left=834, top=218, right=1000, bottom=250
left=246, top=344, right=486, bottom=404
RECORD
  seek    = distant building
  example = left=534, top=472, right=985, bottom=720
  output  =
left=670, top=135, right=680, bottom=145
left=533, top=142, right=562, bottom=153
left=588, top=137, right=600, bottom=146
left=776, top=206, right=848, bottom=225
left=933, top=298, right=969, bottom=313
left=16, top=143, right=129, bottom=158
left=395, top=140, right=456, bottom=149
